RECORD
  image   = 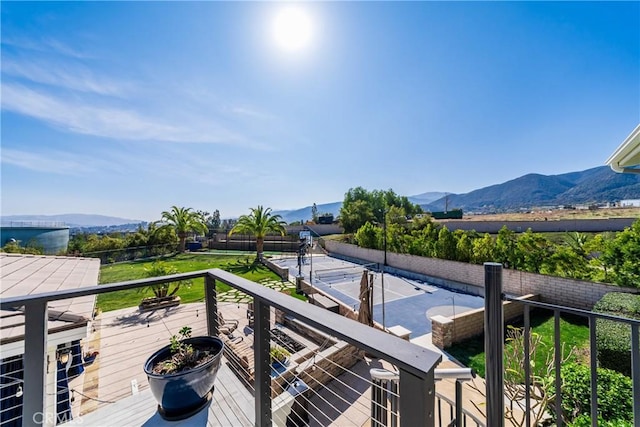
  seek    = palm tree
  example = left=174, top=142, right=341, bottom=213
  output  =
left=230, top=206, right=286, bottom=261
left=159, top=206, right=208, bottom=252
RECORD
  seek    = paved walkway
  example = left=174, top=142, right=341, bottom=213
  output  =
left=217, top=278, right=296, bottom=303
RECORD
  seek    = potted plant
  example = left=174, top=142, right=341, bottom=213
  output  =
left=270, top=345, right=291, bottom=370
left=144, top=326, right=224, bottom=420
left=138, top=262, right=190, bottom=312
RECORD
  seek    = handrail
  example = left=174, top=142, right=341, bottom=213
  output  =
left=504, top=295, right=640, bottom=325
left=213, top=269, right=441, bottom=378
left=1, top=269, right=441, bottom=378
left=3, top=269, right=442, bottom=427
left=0, top=270, right=211, bottom=308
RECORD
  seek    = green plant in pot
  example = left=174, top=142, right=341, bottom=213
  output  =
left=138, top=262, right=191, bottom=311
left=144, top=326, right=224, bottom=420
left=270, top=345, right=291, bottom=369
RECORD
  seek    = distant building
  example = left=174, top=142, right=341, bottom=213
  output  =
left=317, top=213, right=334, bottom=224
left=620, top=199, right=640, bottom=207
left=0, top=222, right=70, bottom=254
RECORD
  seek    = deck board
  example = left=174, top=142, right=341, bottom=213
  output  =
left=77, top=364, right=255, bottom=427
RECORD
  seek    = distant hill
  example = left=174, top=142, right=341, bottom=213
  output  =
left=273, top=202, right=342, bottom=224
left=423, top=166, right=640, bottom=213
left=408, top=192, right=447, bottom=205
left=0, top=214, right=144, bottom=228
left=6, top=167, right=636, bottom=228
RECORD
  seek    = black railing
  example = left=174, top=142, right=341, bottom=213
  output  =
left=0, top=269, right=442, bottom=427
left=484, top=263, right=640, bottom=427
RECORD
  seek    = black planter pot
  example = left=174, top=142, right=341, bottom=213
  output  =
left=144, top=336, right=224, bottom=420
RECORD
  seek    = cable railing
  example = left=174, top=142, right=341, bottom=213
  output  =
left=485, top=263, right=640, bottom=427
left=0, top=269, right=442, bottom=427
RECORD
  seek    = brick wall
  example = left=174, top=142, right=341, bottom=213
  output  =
left=325, top=240, right=638, bottom=309
left=431, top=294, right=540, bottom=349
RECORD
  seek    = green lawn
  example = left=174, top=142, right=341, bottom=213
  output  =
left=97, top=253, right=284, bottom=312
left=447, top=310, right=590, bottom=378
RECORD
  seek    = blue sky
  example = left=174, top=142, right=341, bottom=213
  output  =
left=2, top=1, right=638, bottom=221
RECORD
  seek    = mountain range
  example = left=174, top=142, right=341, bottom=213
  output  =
left=3, top=166, right=638, bottom=227
left=422, top=166, right=640, bottom=213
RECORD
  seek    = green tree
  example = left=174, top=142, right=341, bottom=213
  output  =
left=354, top=222, right=380, bottom=249
left=471, top=233, right=495, bottom=264
left=339, top=187, right=422, bottom=233
left=454, top=230, right=474, bottom=262
left=311, top=203, right=318, bottom=223
left=601, top=219, right=640, bottom=288
left=386, top=206, right=407, bottom=226
left=584, top=233, right=612, bottom=282
left=83, top=234, right=126, bottom=253
left=197, top=209, right=221, bottom=237
left=408, top=222, right=439, bottom=257
left=495, top=226, right=522, bottom=269
left=125, top=229, right=148, bottom=248
left=146, top=221, right=178, bottom=251
left=230, top=205, right=286, bottom=260
left=159, top=206, right=208, bottom=253
left=340, top=199, right=375, bottom=233
left=435, top=226, right=457, bottom=260
left=67, top=232, right=89, bottom=254
left=517, top=229, right=554, bottom=274
left=551, top=246, right=588, bottom=279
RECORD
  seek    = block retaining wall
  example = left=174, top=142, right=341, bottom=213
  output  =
left=325, top=241, right=638, bottom=310
left=262, top=257, right=290, bottom=280
left=431, top=294, right=539, bottom=349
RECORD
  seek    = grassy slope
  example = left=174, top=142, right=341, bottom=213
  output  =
left=97, top=253, right=283, bottom=312
left=447, top=310, right=590, bottom=378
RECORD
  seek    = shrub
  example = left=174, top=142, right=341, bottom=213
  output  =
left=141, top=261, right=192, bottom=299
left=568, top=415, right=633, bottom=427
left=593, top=292, right=640, bottom=377
left=553, top=363, right=633, bottom=424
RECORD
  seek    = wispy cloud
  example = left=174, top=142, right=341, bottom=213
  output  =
left=2, top=35, right=279, bottom=150
left=2, top=35, right=92, bottom=59
left=2, top=59, right=126, bottom=96
left=1, top=148, right=98, bottom=175
left=1, top=84, right=253, bottom=145
left=229, top=106, right=274, bottom=120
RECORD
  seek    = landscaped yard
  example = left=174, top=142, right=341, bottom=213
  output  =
left=447, top=310, right=590, bottom=378
left=97, top=253, right=285, bottom=312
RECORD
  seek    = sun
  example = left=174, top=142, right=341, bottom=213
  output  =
left=272, top=6, right=313, bottom=52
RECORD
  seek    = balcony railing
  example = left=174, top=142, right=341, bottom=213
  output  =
left=3, top=263, right=637, bottom=427
left=485, top=263, right=640, bottom=427
left=0, top=268, right=442, bottom=427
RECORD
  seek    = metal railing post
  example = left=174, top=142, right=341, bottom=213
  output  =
left=204, top=274, right=218, bottom=336
left=371, top=378, right=381, bottom=425
left=455, top=380, right=462, bottom=427
left=254, top=299, right=272, bottom=427
left=399, top=368, right=434, bottom=426
left=484, top=262, right=504, bottom=427
left=22, top=300, right=48, bottom=427
left=390, top=379, right=398, bottom=427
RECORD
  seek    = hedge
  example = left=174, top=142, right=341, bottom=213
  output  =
left=553, top=363, right=633, bottom=424
left=593, top=292, right=640, bottom=377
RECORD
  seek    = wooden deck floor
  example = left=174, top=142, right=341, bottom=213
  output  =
left=77, top=363, right=255, bottom=427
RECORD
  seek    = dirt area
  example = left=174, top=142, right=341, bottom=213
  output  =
left=457, top=207, right=639, bottom=221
